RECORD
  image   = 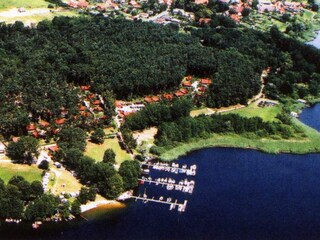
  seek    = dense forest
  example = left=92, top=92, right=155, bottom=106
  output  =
left=0, top=15, right=319, bottom=138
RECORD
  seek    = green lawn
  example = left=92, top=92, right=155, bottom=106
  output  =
left=159, top=119, right=320, bottom=161
left=0, top=162, right=42, bottom=183
left=0, top=0, right=48, bottom=10
left=222, top=102, right=281, bottom=122
left=85, top=128, right=131, bottom=165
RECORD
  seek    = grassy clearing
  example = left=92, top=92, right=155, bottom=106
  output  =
left=0, top=10, right=79, bottom=25
left=85, top=128, right=131, bottom=165
left=0, top=162, right=42, bottom=183
left=159, top=120, right=320, bottom=161
left=222, top=103, right=282, bottom=122
left=49, top=165, right=82, bottom=195
left=0, top=0, right=48, bottom=10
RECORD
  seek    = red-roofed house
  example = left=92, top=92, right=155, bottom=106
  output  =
left=186, top=76, right=193, bottom=81
left=195, top=0, right=209, bottom=4
left=144, top=97, right=153, bottom=103
left=78, top=0, right=89, bottom=8
left=48, top=145, right=59, bottom=153
left=179, top=88, right=189, bottom=94
left=183, top=81, right=192, bottom=87
left=12, top=137, right=20, bottom=143
left=80, top=85, right=91, bottom=91
left=93, top=100, right=101, bottom=105
left=175, top=91, right=184, bottom=97
left=55, top=118, right=66, bottom=125
left=26, top=123, right=36, bottom=132
left=200, top=78, right=212, bottom=85
left=199, top=18, right=211, bottom=24
left=163, top=93, right=174, bottom=101
left=94, top=106, right=104, bottom=112
left=79, top=105, right=86, bottom=111
left=32, top=130, right=40, bottom=138
left=151, top=96, right=160, bottom=102
left=39, top=120, right=50, bottom=128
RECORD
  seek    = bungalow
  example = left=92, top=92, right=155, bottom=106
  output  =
left=79, top=105, right=86, bottom=111
left=32, top=130, right=40, bottom=138
left=163, top=93, right=174, bottom=101
left=297, top=99, right=307, bottom=104
left=151, top=96, right=160, bottom=102
left=290, top=111, right=299, bottom=118
left=55, top=118, right=66, bottom=125
left=195, top=0, right=209, bottom=4
left=26, top=123, right=36, bottom=132
left=200, top=78, right=212, bottom=85
left=129, top=0, right=141, bottom=8
left=199, top=18, right=211, bottom=24
left=39, top=120, right=50, bottom=128
left=80, top=85, right=91, bottom=91
left=186, top=76, right=193, bottom=81
left=12, top=137, right=20, bottom=143
left=175, top=91, right=184, bottom=97
left=93, top=100, right=101, bottom=105
left=179, top=88, right=189, bottom=95
left=183, top=81, right=192, bottom=87
left=94, top=106, right=104, bottom=112
left=48, top=145, right=59, bottom=153
left=144, top=97, right=153, bottom=103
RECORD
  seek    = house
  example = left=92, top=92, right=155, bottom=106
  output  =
left=55, top=118, right=66, bottom=125
left=183, top=81, right=192, bottom=87
left=79, top=105, right=86, bottom=111
left=179, top=88, right=189, bottom=95
left=39, top=120, right=50, bottom=128
left=48, top=145, right=59, bottom=153
left=12, top=137, right=20, bottom=143
left=163, top=93, right=174, bottom=101
left=195, top=0, right=209, bottom=4
left=297, top=99, right=307, bottom=104
left=151, top=96, right=160, bottom=102
left=80, top=85, right=91, bottom=91
left=186, top=76, right=193, bottom=81
left=32, top=130, right=40, bottom=138
left=144, top=97, right=153, bottom=103
left=26, top=123, right=36, bottom=132
left=200, top=78, right=212, bottom=85
left=93, top=100, right=101, bottom=105
left=199, top=18, right=211, bottom=24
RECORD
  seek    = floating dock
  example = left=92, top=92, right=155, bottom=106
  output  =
left=141, top=162, right=197, bottom=176
left=130, top=195, right=187, bottom=212
left=139, top=177, right=195, bottom=194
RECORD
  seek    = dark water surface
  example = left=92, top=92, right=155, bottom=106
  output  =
left=1, top=104, right=320, bottom=240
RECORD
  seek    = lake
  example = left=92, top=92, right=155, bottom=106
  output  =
left=1, top=104, right=320, bottom=240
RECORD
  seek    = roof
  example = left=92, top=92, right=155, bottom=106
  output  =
left=48, top=145, right=59, bottom=152
left=186, top=76, right=193, bottom=81
left=200, top=78, right=212, bottom=85
left=175, top=91, right=184, bottom=97
left=93, top=100, right=101, bottom=105
left=26, top=123, right=36, bottom=131
left=55, top=118, right=66, bottom=125
left=12, top=137, right=20, bottom=143
left=94, top=106, right=104, bottom=112
left=79, top=106, right=86, bottom=111
left=163, top=93, right=174, bottom=101
left=183, top=81, right=192, bottom=87
left=144, top=97, right=153, bottom=103
left=199, top=18, right=211, bottom=24
left=151, top=96, right=160, bottom=102
left=179, top=88, right=189, bottom=94
left=80, top=85, right=91, bottom=91
left=32, top=130, right=39, bottom=138
left=195, top=0, right=209, bottom=4
left=39, top=120, right=50, bottom=127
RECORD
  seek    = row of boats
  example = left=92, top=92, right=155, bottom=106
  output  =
left=150, top=163, right=197, bottom=176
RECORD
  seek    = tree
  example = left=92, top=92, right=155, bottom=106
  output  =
left=7, top=136, right=39, bottom=164
left=71, top=200, right=81, bottom=216
left=64, top=148, right=83, bottom=169
left=119, top=160, right=140, bottom=189
left=105, top=174, right=124, bottom=199
left=121, top=128, right=137, bottom=150
left=78, top=187, right=92, bottom=204
left=90, top=128, right=106, bottom=144
left=17, top=180, right=32, bottom=201
left=103, top=149, right=116, bottom=164
left=38, top=160, right=49, bottom=170
left=241, top=8, right=251, bottom=17
left=57, top=127, right=87, bottom=151
left=31, top=180, right=44, bottom=198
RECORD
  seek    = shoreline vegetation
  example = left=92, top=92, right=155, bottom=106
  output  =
left=158, top=118, right=320, bottom=161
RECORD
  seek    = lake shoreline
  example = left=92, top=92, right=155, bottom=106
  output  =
left=158, top=117, right=320, bottom=161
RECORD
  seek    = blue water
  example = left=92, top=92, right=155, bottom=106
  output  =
left=1, top=104, right=320, bottom=240
left=300, top=104, right=320, bottom=132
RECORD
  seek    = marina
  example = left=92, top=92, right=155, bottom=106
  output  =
left=141, top=162, right=197, bottom=176
left=138, top=176, right=195, bottom=193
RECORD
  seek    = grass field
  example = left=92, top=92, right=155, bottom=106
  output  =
left=85, top=128, right=131, bottom=165
left=159, top=119, right=320, bottom=161
left=49, top=165, right=82, bottom=195
left=0, top=0, right=48, bottom=10
left=222, top=103, right=282, bottom=122
left=0, top=162, right=42, bottom=183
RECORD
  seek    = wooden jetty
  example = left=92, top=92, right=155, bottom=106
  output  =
left=141, top=162, right=197, bottom=176
left=130, top=195, right=187, bottom=212
left=138, top=177, right=195, bottom=194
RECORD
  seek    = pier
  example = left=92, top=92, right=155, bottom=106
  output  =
left=130, top=195, right=187, bottom=212
left=141, top=162, right=197, bottom=176
left=139, top=177, right=195, bottom=193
